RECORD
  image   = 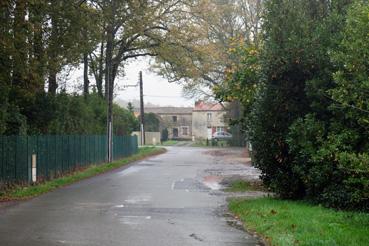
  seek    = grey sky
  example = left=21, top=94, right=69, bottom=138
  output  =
left=66, top=57, right=195, bottom=107
left=116, top=57, right=195, bottom=107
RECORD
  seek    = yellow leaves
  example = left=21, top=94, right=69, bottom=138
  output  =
left=249, top=48, right=258, bottom=56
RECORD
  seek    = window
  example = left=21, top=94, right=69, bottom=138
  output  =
left=216, top=127, right=224, bottom=132
left=172, top=116, right=177, bottom=122
left=207, top=113, right=212, bottom=121
left=182, top=127, right=188, bottom=136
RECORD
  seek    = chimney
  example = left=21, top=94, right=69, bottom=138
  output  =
left=195, top=100, right=202, bottom=107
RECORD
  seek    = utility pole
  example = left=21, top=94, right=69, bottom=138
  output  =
left=106, top=28, right=113, bottom=163
left=139, top=71, right=145, bottom=145
left=105, top=1, right=116, bottom=163
left=106, top=67, right=113, bottom=162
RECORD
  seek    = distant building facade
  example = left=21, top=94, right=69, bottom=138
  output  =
left=192, top=101, right=228, bottom=140
left=144, top=107, right=193, bottom=140
left=136, top=101, right=228, bottom=140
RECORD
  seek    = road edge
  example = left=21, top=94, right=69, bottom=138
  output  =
left=0, top=147, right=167, bottom=203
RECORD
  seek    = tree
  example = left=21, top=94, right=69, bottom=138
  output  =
left=287, top=0, right=369, bottom=210
left=0, top=1, right=12, bottom=134
left=153, top=0, right=263, bottom=99
left=161, top=128, right=169, bottom=141
left=0, top=1, right=101, bottom=134
left=329, top=1, right=369, bottom=129
left=144, top=113, right=160, bottom=132
left=46, top=1, right=99, bottom=95
left=222, top=0, right=339, bottom=198
left=127, top=102, right=135, bottom=114
left=87, top=0, right=193, bottom=101
left=113, top=104, right=139, bottom=135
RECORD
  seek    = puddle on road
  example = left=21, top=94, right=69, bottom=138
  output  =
left=74, top=202, right=114, bottom=210
left=119, top=215, right=151, bottom=225
left=203, top=176, right=223, bottom=190
left=124, top=194, right=152, bottom=204
left=117, top=166, right=146, bottom=176
left=172, top=178, right=210, bottom=192
left=114, top=204, right=125, bottom=208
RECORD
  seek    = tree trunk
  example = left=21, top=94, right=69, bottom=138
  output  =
left=105, top=21, right=114, bottom=127
left=30, top=0, right=45, bottom=92
left=97, top=39, right=104, bottom=97
left=48, top=5, right=59, bottom=96
left=13, top=0, right=28, bottom=86
left=83, top=53, right=89, bottom=95
left=105, top=23, right=113, bottom=100
left=48, top=70, right=57, bottom=95
left=0, top=1, right=12, bottom=86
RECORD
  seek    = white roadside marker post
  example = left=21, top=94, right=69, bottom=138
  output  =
left=31, top=154, right=37, bottom=183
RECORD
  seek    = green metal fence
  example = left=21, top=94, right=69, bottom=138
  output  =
left=0, top=135, right=138, bottom=184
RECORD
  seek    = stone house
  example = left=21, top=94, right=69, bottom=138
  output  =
left=144, top=107, right=193, bottom=140
left=192, top=101, right=228, bottom=140
left=136, top=101, right=228, bottom=140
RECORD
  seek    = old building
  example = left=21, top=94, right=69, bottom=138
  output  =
left=192, top=101, right=228, bottom=140
left=144, top=107, right=193, bottom=140
left=135, top=101, right=228, bottom=140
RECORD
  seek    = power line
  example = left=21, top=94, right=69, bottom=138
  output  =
left=144, top=94, right=189, bottom=99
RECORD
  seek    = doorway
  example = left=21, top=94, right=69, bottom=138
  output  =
left=173, top=128, right=179, bottom=138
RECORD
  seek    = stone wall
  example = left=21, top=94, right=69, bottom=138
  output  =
left=157, top=113, right=192, bottom=139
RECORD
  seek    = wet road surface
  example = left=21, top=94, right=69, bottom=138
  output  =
left=0, top=147, right=263, bottom=246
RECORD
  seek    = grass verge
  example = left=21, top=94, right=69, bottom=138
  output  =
left=0, top=147, right=166, bottom=201
left=224, top=180, right=262, bottom=192
left=161, top=140, right=178, bottom=146
left=229, top=197, right=369, bottom=246
left=191, top=139, right=230, bottom=147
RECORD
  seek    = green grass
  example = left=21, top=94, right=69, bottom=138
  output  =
left=161, top=140, right=178, bottom=146
left=229, top=197, right=369, bottom=246
left=0, top=147, right=166, bottom=201
left=225, top=180, right=259, bottom=192
left=191, top=140, right=207, bottom=147
left=191, top=139, right=230, bottom=147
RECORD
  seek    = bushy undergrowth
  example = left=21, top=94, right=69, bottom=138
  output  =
left=218, top=0, right=369, bottom=211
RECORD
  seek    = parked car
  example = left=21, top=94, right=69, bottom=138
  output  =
left=212, top=131, right=232, bottom=140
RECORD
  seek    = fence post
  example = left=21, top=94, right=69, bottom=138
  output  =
left=31, top=154, right=37, bottom=183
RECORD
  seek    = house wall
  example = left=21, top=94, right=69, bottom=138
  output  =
left=132, top=131, right=161, bottom=145
left=157, top=113, right=192, bottom=139
left=192, top=111, right=227, bottom=139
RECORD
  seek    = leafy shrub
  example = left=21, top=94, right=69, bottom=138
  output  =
left=286, top=2, right=369, bottom=211
left=288, top=114, right=369, bottom=210
left=227, top=0, right=369, bottom=211
left=161, top=128, right=168, bottom=141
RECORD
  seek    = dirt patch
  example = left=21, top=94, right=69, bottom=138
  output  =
left=203, top=150, right=233, bottom=157
left=203, top=148, right=253, bottom=166
left=220, top=176, right=265, bottom=190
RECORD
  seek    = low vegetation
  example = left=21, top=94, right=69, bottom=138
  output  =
left=224, top=180, right=262, bottom=192
left=0, top=147, right=165, bottom=201
left=161, top=140, right=179, bottom=146
left=229, top=198, right=369, bottom=246
left=191, top=139, right=230, bottom=147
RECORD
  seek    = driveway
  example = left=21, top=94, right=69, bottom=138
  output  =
left=0, top=147, right=264, bottom=246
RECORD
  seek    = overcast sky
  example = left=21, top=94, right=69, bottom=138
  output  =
left=66, top=57, right=195, bottom=107
left=116, top=57, right=195, bottom=107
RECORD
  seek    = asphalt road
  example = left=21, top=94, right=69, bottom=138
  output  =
left=0, top=147, right=261, bottom=246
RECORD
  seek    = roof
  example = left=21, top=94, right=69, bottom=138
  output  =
left=193, top=101, right=224, bottom=111
left=141, top=107, right=193, bottom=115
